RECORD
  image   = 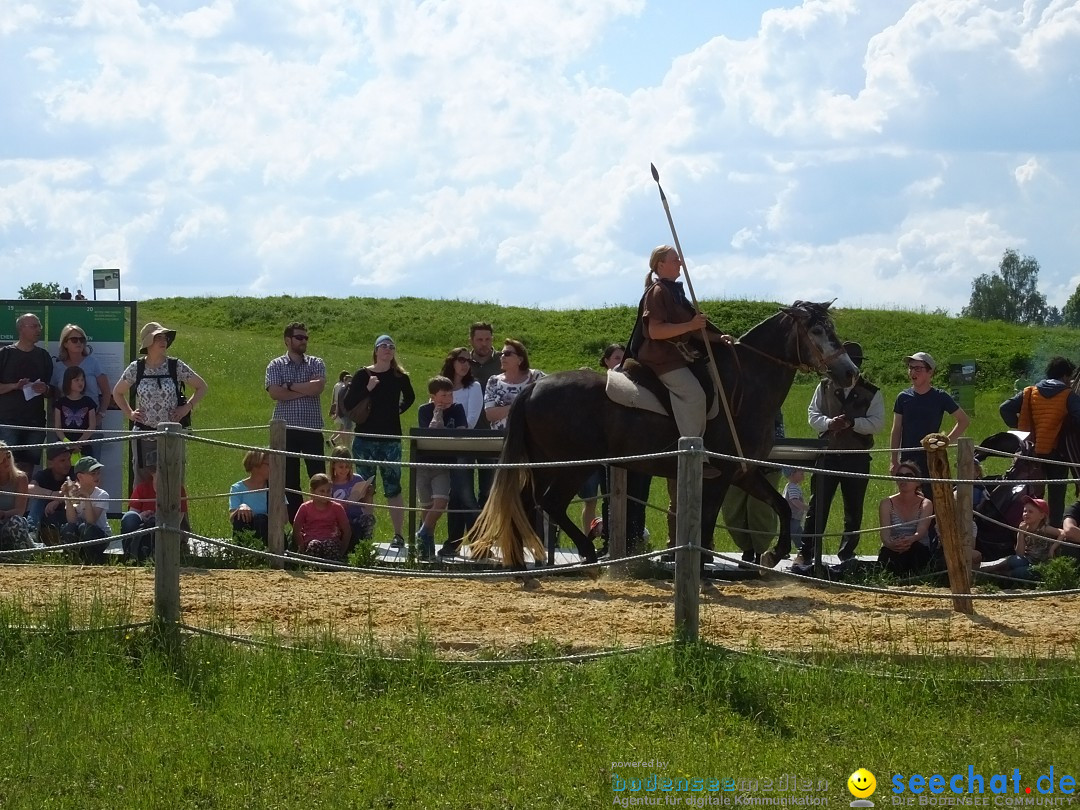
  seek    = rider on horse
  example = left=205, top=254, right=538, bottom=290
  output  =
left=626, top=245, right=733, bottom=439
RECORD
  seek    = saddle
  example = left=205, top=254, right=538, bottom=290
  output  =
left=605, top=358, right=719, bottom=421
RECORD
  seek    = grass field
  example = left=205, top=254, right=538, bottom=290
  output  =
left=0, top=606, right=1078, bottom=809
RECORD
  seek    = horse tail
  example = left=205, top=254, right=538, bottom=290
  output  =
left=464, top=390, right=546, bottom=568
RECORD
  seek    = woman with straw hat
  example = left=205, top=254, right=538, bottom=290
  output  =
left=113, top=322, right=208, bottom=470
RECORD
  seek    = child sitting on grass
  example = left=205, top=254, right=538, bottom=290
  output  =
left=982, top=495, right=1061, bottom=580
left=414, top=376, right=468, bottom=561
left=293, top=473, right=350, bottom=562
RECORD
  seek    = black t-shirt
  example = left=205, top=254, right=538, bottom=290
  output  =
left=1064, top=501, right=1080, bottom=526
left=0, top=345, right=53, bottom=425
left=343, top=368, right=416, bottom=438
left=32, top=466, right=74, bottom=495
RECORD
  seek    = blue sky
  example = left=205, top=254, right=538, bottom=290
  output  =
left=2, top=0, right=1079, bottom=315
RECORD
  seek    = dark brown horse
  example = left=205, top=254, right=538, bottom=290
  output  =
left=465, top=301, right=859, bottom=571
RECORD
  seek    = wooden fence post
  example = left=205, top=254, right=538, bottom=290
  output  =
left=268, top=419, right=287, bottom=570
left=608, top=466, right=627, bottom=578
left=674, top=436, right=703, bottom=642
left=921, top=432, right=974, bottom=614
left=154, top=422, right=183, bottom=635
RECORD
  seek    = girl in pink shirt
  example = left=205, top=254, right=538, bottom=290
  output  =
left=293, top=474, right=350, bottom=561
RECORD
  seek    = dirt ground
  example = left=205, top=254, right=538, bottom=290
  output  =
left=0, top=565, right=1077, bottom=657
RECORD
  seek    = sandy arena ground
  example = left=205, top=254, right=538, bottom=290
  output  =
left=1, top=564, right=1078, bottom=658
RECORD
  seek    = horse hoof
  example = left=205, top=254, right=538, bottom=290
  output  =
left=759, top=550, right=781, bottom=569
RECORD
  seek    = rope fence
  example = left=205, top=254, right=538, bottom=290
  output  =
left=3, top=420, right=1079, bottom=654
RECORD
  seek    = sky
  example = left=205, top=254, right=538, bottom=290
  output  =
left=2, top=0, right=1079, bottom=314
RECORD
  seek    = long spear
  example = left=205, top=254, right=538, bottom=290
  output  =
left=650, top=163, right=746, bottom=471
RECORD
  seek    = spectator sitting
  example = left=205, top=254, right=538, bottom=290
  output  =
left=982, top=496, right=1061, bottom=580
left=229, top=450, right=271, bottom=543
left=28, top=444, right=74, bottom=545
left=61, top=456, right=112, bottom=564
left=0, top=441, right=32, bottom=552
left=415, top=376, right=468, bottom=561
left=293, top=473, right=350, bottom=561
left=877, top=461, right=933, bottom=575
left=120, top=467, right=190, bottom=563
left=53, top=365, right=98, bottom=457
left=328, top=445, right=375, bottom=551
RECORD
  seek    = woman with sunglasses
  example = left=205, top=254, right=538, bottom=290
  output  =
left=434, top=348, right=484, bottom=557
left=482, top=339, right=544, bottom=432
left=877, top=460, right=933, bottom=575
left=50, top=324, right=112, bottom=423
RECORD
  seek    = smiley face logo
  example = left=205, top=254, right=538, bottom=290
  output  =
left=848, top=768, right=877, bottom=799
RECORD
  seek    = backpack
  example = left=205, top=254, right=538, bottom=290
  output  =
left=134, top=357, right=191, bottom=428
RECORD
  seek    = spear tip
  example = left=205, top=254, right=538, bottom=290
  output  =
left=650, top=163, right=660, bottom=182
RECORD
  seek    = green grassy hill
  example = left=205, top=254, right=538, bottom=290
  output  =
left=134, top=295, right=1080, bottom=541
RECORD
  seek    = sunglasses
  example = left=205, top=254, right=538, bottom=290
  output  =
left=500, top=350, right=518, bottom=357
left=453, top=357, right=470, bottom=363
left=68, top=336, right=86, bottom=343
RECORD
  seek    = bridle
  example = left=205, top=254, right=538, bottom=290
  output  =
left=735, top=310, right=845, bottom=374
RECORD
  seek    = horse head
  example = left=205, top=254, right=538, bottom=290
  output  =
left=780, top=300, right=858, bottom=388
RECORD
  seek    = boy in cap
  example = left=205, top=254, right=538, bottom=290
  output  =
left=61, top=455, right=112, bottom=564
left=889, top=351, right=969, bottom=478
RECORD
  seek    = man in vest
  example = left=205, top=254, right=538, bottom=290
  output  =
left=999, top=356, right=1080, bottom=526
left=793, top=342, right=885, bottom=567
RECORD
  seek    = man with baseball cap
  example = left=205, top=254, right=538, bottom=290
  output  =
left=889, top=350, right=969, bottom=478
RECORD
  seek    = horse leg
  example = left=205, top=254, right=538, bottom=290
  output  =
left=536, top=473, right=600, bottom=567
left=732, top=468, right=791, bottom=568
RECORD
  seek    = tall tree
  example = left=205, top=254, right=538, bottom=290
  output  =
left=17, top=281, right=61, bottom=300
left=1063, top=284, right=1080, bottom=328
left=962, top=249, right=1048, bottom=325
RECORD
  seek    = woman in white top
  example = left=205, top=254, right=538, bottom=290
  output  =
left=483, top=338, right=545, bottom=431
left=436, top=348, right=484, bottom=557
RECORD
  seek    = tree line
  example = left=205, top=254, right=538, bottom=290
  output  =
left=963, top=248, right=1080, bottom=328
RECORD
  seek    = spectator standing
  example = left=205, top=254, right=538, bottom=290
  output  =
left=438, top=348, right=483, bottom=557
left=783, top=467, right=807, bottom=554
left=328, top=370, right=353, bottom=446
left=74, top=290, right=86, bottom=301
left=265, top=321, right=327, bottom=522
left=343, top=335, right=416, bottom=548
left=796, top=342, right=884, bottom=565
left=229, top=450, right=270, bottom=543
left=483, top=339, right=544, bottom=431
left=0, top=441, right=32, bottom=551
left=467, top=323, right=501, bottom=430
left=113, top=322, right=207, bottom=471
left=53, top=366, right=97, bottom=455
left=59, top=287, right=73, bottom=300
left=999, top=356, right=1080, bottom=527
left=0, top=313, right=53, bottom=475
left=415, top=376, right=468, bottom=560
left=49, top=323, right=112, bottom=424
left=60, top=455, right=111, bottom=564
left=27, top=444, right=73, bottom=544
left=888, top=351, right=969, bottom=478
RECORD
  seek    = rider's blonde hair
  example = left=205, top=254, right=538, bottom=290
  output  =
left=645, top=245, right=677, bottom=288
